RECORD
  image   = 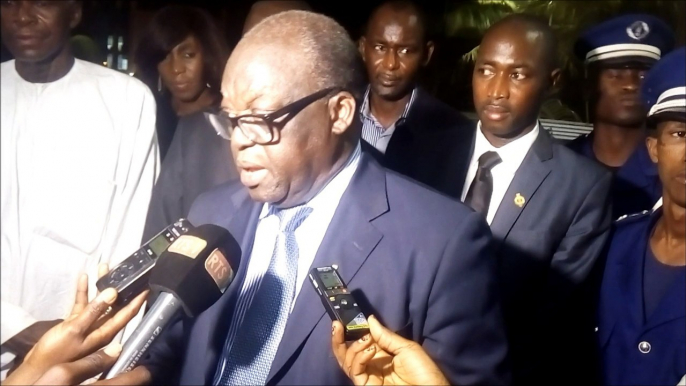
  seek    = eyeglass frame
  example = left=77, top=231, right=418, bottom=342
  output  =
left=215, top=86, right=343, bottom=144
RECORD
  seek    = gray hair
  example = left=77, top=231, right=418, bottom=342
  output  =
left=241, top=10, right=366, bottom=99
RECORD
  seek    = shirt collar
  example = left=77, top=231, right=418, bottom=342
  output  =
left=360, top=85, right=418, bottom=124
left=12, top=58, right=78, bottom=86
left=258, top=141, right=363, bottom=219
left=474, top=121, right=540, bottom=172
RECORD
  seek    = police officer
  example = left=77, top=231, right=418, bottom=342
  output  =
left=597, top=46, right=685, bottom=386
left=569, top=14, right=675, bottom=219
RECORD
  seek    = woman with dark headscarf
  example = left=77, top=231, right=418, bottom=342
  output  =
left=137, top=5, right=238, bottom=241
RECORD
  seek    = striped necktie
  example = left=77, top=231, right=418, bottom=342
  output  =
left=217, top=205, right=313, bottom=385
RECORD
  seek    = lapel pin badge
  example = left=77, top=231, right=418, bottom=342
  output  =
left=514, top=193, right=526, bottom=208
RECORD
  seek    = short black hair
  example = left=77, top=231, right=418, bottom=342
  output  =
left=135, top=5, right=229, bottom=93
left=487, top=13, right=559, bottom=72
left=363, top=0, right=430, bottom=42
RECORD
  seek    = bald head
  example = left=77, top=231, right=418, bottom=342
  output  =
left=484, top=13, right=559, bottom=71
left=229, top=10, right=365, bottom=98
left=243, top=1, right=312, bottom=35
left=473, top=13, right=561, bottom=143
left=222, top=11, right=365, bottom=208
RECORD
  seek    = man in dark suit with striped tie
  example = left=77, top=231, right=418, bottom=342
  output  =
left=121, top=9, right=510, bottom=386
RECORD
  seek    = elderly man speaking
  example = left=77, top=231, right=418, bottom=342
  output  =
left=116, top=10, right=510, bottom=386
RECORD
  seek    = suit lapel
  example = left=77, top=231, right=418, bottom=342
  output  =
left=384, top=87, right=427, bottom=168
left=441, top=127, right=476, bottom=198
left=266, top=155, right=387, bottom=382
left=384, top=120, right=415, bottom=169
left=202, top=190, right=262, bottom=383
left=490, top=127, right=553, bottom=245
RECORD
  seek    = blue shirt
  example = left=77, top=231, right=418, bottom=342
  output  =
left=643, top=244, right=682, bottom=320
left=567, top=133, right=661, bottom=219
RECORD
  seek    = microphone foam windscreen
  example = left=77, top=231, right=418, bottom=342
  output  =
left=149, top=224, right=241, bottom=317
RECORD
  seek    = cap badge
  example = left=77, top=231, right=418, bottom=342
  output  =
left=627, top=21, right=650, bottom=41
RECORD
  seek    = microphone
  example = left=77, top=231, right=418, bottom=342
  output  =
left=104, top=224, right=241, bottom=379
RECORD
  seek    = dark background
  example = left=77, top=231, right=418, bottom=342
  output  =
left=2, top=0, right=684, bottom=119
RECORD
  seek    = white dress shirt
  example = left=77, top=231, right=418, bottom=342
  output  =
left=461, top=122, right=540, bottom=224
left=214, top=143, right=362, bottom=381
left=1, top=59, right=159, bottom=373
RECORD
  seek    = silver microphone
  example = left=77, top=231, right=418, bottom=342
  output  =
left=105, top=292, right=180, bottom=378
left=103, top=224, right=241, bottom=379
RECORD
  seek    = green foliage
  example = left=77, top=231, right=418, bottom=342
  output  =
left=438, top=0, right=685, bottom=120
left=448, top=0, right=684, bottom=71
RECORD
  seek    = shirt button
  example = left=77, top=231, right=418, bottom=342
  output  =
left=638, top=341, right=651, bottom=354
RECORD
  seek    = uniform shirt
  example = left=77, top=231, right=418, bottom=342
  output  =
left=643, top=244, right=682, bottom=320
left=213, top=143, right=361, bottom=382
left=461, top=122, right=540, bottom=224
left=360, top=86, right=417, bottom=154
left=567, top=133, right=661, bottom=219
left=598, top=209, right=686, bottom=386
left=0, top=59, right=159, bottom=369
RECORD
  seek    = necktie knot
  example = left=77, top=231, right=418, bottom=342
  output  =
left=465, top=151, right=501, bottom=217
left=478, top=151, right=502, bottom=171
left=275, top=206, right=313, bottom=233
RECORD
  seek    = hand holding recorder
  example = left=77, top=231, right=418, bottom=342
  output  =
left=331, top=315, right=450, bottom=386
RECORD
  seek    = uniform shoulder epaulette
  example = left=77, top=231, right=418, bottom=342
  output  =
left=614, top=210, right=650, bottom=225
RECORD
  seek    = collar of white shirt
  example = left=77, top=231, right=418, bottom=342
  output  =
left=258, top=141, right=362, bottom=219
left=461, top=121, right=541, bottom=209
left=473, top=120, right=540, bottom=175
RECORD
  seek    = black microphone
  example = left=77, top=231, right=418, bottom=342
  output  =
left=104, top=224, right=241, bottom=379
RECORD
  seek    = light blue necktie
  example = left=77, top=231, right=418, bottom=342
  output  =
left=217, top=205, right=313, bottom=386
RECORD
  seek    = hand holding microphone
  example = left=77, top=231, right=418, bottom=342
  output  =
left=3, top=271, right=148, bottom=386
left=104, top=223, right=241, bottom=379
left=331, top=315, right=450, bottom=386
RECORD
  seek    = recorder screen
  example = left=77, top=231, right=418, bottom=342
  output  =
left=320, top=271, right=343, bottom=289
left=149, top=235, right=171, bottom=256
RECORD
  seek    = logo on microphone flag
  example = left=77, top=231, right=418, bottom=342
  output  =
left=168, top=235, right=207, bottom=258
left=205, top=248, right=234, bottom=292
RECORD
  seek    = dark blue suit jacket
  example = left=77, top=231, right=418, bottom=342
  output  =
left=598, top=210, right=686, bottom=386
left=362, top=87, right=474, bottom=180
left=488, top=128, right=612, bottom=385
left=140, top=153, right=510, bottom=385
left=399, top=126, right=613, bottom=384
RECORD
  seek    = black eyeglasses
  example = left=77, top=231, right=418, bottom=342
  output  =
left=215, top=87, right=341, bottom=144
